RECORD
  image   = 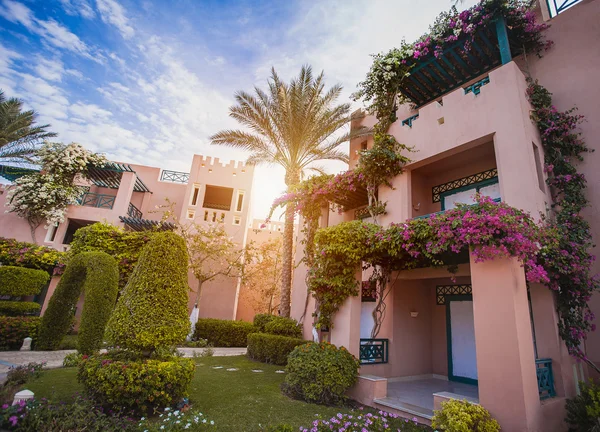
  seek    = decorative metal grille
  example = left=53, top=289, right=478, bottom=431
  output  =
left=77, top=192, right=116, bottom=209
left=127, top=202, right=143, bottom=219
left=536, top=358, right=556, bottom=399
left=432, top=168, right=498, bottom=203
left=464, top=76, right=490, bottom=95
left=436, top=284, right=472, bottom=305
left=203, top=202, right=231, bottom=211
left=160, top=170, right=190, bottom=184
left=361, top=281, right=376, bottom=302
left=401, top=114, right=419, bottom=128
left=359, top=339, right=389, bottom=364
left=547, top=0, right=581, bottom=17
left=355, top=207, right=371, bottom=220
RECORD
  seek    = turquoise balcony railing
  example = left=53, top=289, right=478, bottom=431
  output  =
left=77, top=192, right=116, bottom=209
left=547, top=0, right=582, bottom=17
left=359, top=339, right=389, bottom=365
left=536, top=358, right=556, bottom=399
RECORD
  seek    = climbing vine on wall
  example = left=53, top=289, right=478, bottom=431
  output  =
left=526, top=79, right=598, bottom=358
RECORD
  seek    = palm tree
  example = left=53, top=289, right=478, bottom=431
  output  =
left=0, top=90, right=57, bottom=164
left=211, top=65, right=369, bottom=317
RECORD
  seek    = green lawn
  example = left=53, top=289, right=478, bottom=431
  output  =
left=23, top=356, right=375, bottom=431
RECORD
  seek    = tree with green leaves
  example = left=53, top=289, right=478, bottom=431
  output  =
left=211, top=65, right=369, bottom=317
left=0, top=90, right=56, bottom=164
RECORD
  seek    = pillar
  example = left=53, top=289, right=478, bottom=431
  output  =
left=470, top=253, right=541, bottom=431
left=330, top=267, right=362, bottom=358
left=112, top=172, right=137, bottom=223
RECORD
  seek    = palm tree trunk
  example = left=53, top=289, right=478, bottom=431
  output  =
left=280, top=202, right=295, bottom=317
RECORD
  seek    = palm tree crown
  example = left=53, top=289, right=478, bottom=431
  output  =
left=0, top=90, right=57, bottom=164
left=211, top=65, right=369, bottom=317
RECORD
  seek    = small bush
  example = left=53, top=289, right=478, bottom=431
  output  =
left=247, top=333, right=309, bottom=365
left=0, top=316, right=40, bottom=350
left=78, top=354, right=195, bottom=413
left=139, top=407, right=216, bottom=431
left=194, top=319, right=256, bottom=347
left=0, top=301, right=40, bottom=316
left=5, top=362, right=46, bottom=386
left=432, top=399, right=500, bottom=432
left=264, top=316, right=302, bottom=338
left=282, top=342, right=359, bottom=405
left=296, top=411, right=423, bottom=431
left=105, top=232, right=190, bottom=353
left=0, top=237, right=65, bottom=274
left=0, top=266, right=49, bottom=297
left=566, top=380, right=600, bottom=432
left=254, top=313, right=277, bottom=332
left=62, top=352, right=83, bottom=367
left=37, top=252, right=119, bottom=354
left=0, top=396, right=137, bottom=431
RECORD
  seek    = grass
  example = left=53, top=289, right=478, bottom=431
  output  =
left=23, top=356, right=366, bottom=431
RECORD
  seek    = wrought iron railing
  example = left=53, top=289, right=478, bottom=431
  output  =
left=535, top=358, right=556, bottom=399
left=160, top=170, right=190, bottom=184
left=127, top=202, right=143, bottom=219
left=359, top=339, right=388, bottom=365
left=413, top=198, right=501, bottom=220
left=77, top=192, right=116, bottom=209
left=546, top=0, right=581, bottom=17
left=355, top=207, right=371, bottom=220
left=203, top=202, right=231, bottom=211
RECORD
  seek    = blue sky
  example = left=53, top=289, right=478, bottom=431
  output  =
left=0, top=0, right=475, bottom=218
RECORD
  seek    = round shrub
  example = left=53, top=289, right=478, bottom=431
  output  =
left=247, top=333, right=309, bottom=365
left=78, top=354, right=195, bottom=413
left=431, top=399, right=500, bottom=432
left=62, top=352, right=84, bottom=367
left=194, top=318, right=256, bottom=347
left=565, top=380, right=600, bottom=432
left=282, top=342, right=359, bottom=405
left=105, top=232, right=190, bottom=353
left=0, top=266, right=49, bottom=296
left=0, top=301, right=40, bottom=316
left=264, top=316, right=302, bottom=338
left=37, top=252, right=119, bottom=354
left=0, top=316, right=40, bottom=350
left=254, top=313, right=277, bottom=332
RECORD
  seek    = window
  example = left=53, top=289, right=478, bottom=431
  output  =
left=187, top=210, right=195, bottom=220
left=532, top=143, right=545, bottom=192
left=203, top=185, right=233, bottom=211
left=441, top=178, right=501, bottom=211
left=360, top=141, right=368, bottom=151
left=220, top=212, right=225, bottom=222
left=190, top=184, right=201, bottom=206
left=45, top=224, right=58, bottom=243
left=212, top=212, right=217, bottom=222
left=204, top=211, right=209, bottom=221
left=233, top=216, right=241, bottom=225
left=236, top=191, right=245, bottom=212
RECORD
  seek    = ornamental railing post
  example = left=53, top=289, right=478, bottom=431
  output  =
left=494, top=16, right=512, bottom=65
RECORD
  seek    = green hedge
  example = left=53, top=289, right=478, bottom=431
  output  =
left=282, top=342, right=360, bottom=406
left=105, top=232, right=190, bottom=353
left=0, top=237, right=65, bottom=274
left=253, top=313, right=277, bottom=332
left=0, top=317, right=40, bottom=350
left=247, top=333, right=309, bottom=365
left=264, top=317, right=302, bottom=338
left=0, top=266, right=49, bottom=297
left=37, top=252, right=119, bottom=354
left=0, top=301, right=40, bottom=317
left=194, top=319, right=256, bottom=347
left=78, top=354, right=195, bottom=413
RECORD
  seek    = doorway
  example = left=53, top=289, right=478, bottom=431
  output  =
left=446, top=295, right=478, bottom=384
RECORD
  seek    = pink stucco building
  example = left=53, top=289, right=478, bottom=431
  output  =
left=290, top=1, right=599, bottom=430
left=0, top=154, right=255, bottom=321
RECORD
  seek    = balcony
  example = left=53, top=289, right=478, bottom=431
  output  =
left=359, top=339, right=389, bottom=365
left=127, top=202, right=142, bottom=219
left=76, top=192, right=116, bottom=209
left=160, top=169, right=190, bottom=184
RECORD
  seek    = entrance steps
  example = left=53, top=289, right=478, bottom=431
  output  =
left=373, top=397, right=433, bottom=426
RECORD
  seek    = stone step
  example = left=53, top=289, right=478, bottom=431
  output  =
left=374, top=397, right=433, bottom=426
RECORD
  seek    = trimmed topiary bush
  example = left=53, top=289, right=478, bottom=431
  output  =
left=0, top=301, right=40, bottom=316
left=105, top=231, right=190, bottom=352
left=282, top=342, right=359, bottom=406
left=254, top=313, right=277, bottom=332
left=0, top=316, right=40, bottom=350
left=194, top=319, right=256, bottom=347
left=431, top=399, right=500, bottom=432
left=264, top=317, right=302, bottom=338
left=36, top=252, right=119, bottom=354
left=78, top=354, right=195, bottom=413
left=247, top=333, right=309, bottom=365
left=0, top=266, right=49, bottom=297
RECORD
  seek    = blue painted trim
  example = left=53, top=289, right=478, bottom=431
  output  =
left=495, top=16, right=512, bottom=64
left=401, top=114, right=419, bottom=128
left=446, top=294, right=478, bottom=386
left=440, top=177, right=499, bottom=211
left=464, top=76, right=491, bottom=96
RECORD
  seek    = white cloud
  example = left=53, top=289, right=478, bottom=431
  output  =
left=96, top=0, right=135, bottom=39
left=59, top=0, right=95, bottom=19
left=0, top=0, right=34, bottom=29
left=34, top=57, right=65, bottom=82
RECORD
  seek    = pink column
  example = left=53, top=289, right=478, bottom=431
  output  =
left=111, top=172, right=137, bottom=223
left=330, top=267, right=362, bottom=358
left=470, top=253, right=541, bottom=431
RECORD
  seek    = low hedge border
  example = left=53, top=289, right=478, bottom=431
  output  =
left=0, top=317, right=40, bottom=350
left=194, top=318, right=256, bottom=347
left=247, top=333, right=310, bottom=366
left=0, top=301, right=41, bottom=317
left=0, top=266, right=49, bottom=297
